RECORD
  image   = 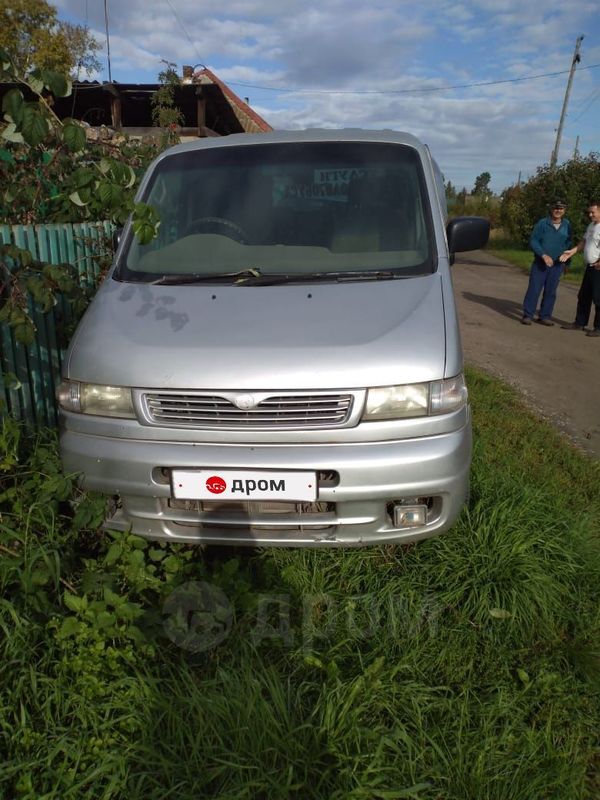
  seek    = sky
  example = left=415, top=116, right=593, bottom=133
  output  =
left=53, top=0, right=600, bottom=193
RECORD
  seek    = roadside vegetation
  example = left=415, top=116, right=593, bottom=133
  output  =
left=1, top=367, right=599, bottom=799
left=447, top=152, right=600, bottom=284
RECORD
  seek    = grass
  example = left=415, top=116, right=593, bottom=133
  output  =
left=1, top=367, right=599, bottom=799
left=486, top=233, right=586, bottom=283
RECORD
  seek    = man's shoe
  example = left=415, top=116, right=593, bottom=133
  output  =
left=521, top=317, right=533, bottom=325
left=537, top=318, right=554, bottom=326
left=561, top=322, right=585, bottom=330
left=585, top=329, right=600, bottom=337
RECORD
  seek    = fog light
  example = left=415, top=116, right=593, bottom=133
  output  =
left=393, top=504, right=428, bottom=529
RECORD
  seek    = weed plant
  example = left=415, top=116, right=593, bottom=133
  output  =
left=0, top=367, right=599, bottom=799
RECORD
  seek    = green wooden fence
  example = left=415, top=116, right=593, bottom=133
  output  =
left=0, top=222, right=112, bottom=427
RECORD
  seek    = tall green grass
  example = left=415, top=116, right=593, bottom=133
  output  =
left=1, top=367, right=599, bottom=799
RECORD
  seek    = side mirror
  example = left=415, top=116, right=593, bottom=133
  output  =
left=447, top=216, right=490, bottom=260
left=112, top=227, right=123, bottom=252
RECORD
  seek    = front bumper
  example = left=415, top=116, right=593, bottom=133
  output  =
left=60, top=415, right=472, bottom=547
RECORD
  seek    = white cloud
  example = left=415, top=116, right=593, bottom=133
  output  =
left=53, top=0, right=600, bottom=190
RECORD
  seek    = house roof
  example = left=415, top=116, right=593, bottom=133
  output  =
left=193, top=68, right=272, bottom=134
left=0, top=68, right=271, bottom=136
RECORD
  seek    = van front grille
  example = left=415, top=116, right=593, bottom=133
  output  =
left=142, top=391, right=354, bottom=429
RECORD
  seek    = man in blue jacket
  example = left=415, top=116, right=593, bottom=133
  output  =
left=522, top=200, right=572, bottom=326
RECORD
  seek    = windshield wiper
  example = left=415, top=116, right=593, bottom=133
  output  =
left=150, top=269, right=400, bottom=286
left=239, top=270, right=397, bottom=286
left=151, top=268, right=261, bottom=285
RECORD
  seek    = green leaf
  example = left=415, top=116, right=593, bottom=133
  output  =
left=104, top=587, right=124, bottom=607
left=13, top=321, right=36, bottom=345
left=63, top=593, right=87, bottom=613
left=517, top=668, right=530, bottom=684
left=98, top=181, right=122, bottom=208
left=163, top=555, right=183, bottom=574
left=59, top=617, right=83, bottom=638
left=68, top=190, right=88, bottom=207
left=96, top=611, right=117, bottom=629
left=62, top=121, right=86, bottom=153
left=105, top=543, right=122, bottom=566
left=304, top=654, right=325, bottom=670
left=118, top=602, right=143, bottom=622
left=30, top=566, right=52, bottom=586
left=123, top=165, right=136, bottom=189
left=1, top=123, right=24, bottom=144
left=2, top=89, right=24, bottom=125
left=489, top=608, right=512, bottom=620
left=28, top=75, right=45, bottom=96
left=132, top=202, right=161, bottom=245
left=42, top=70, right=72, bottom=98
left=127, top=549, right=145, bottom=568
left=20, top=105, right=49, bottom=147
left=71, top=167, right=96, bottom=188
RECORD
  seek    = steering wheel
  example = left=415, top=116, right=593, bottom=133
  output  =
left=183, top=215, right=249, bottom=243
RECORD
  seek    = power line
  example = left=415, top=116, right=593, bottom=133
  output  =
left=224, top=62, right=600, bottom=97
left=163, top=0, right=204, bottom=67
left=573, top=83, right=598, bottom=111
left=103, top=0, right=112, bottom=83
left=570, top=86, right=600, bottom=124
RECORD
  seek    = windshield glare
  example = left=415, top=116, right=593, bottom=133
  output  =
left=118, top=141, right=435, bottom=282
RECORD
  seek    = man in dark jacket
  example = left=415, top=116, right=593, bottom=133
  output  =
left=521, top=200, right=572, bottom=326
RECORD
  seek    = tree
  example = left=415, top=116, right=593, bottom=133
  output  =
left=500, top=154, right=600, bottom=246
left=445, top=180, right=457, bottom=201
left=58, top=20, right=102, bottom=79
left=472, top=171, right=492, bottom=197
left=151, top=61, right=184, bottom=147
left=0, top=47, right=160, bottom=344
left=0, top=0, right=101, bottom=77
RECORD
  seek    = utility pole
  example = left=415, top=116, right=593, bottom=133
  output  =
left=550, top=35, right=583, bottom=168
left=573, top=135, right=580, bottom=159
left=104, top=0, right=113, bottom=83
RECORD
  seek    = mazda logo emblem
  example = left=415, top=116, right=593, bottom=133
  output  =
left=233, top=394, right=257, bottom=410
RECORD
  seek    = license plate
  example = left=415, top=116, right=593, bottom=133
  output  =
left=171, top=469, right=317, bottom=501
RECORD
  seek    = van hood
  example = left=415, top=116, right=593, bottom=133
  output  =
left=66, top=274, right=448, bottom=390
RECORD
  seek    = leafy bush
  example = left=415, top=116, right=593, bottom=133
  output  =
left=0, top=49, right=162, bottom=343
left=500, top=154, right=600, bottom=246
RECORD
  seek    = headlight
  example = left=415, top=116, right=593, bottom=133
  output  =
left=363, top=383, right=429, bottom=420
left=57, top=380, right=135, bottom=418
left=363, top=374, right=467, bottom=421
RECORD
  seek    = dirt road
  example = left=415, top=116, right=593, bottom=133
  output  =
left=452, top=251, right=600, bottom=459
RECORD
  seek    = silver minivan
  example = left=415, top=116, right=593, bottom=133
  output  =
left=58, top=129, right=489, bottom=546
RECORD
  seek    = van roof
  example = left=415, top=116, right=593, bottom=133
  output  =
left=157, top=128, right=427, bottom=161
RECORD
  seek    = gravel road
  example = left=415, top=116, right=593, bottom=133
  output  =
left=452, top=250, right=600, bottom=459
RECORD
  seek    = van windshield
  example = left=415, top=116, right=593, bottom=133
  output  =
left=117, top=141, right=435, bottom=282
